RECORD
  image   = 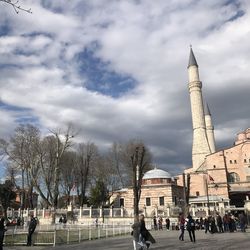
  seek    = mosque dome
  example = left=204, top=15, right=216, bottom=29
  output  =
left=143, top=168, right=171, bottom=180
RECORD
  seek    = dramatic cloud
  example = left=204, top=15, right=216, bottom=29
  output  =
left=0, top=0, right=250, bottom=175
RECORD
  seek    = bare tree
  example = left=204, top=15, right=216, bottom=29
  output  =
left=74, top=142, right=98, bottom=207
left=0, top=0, right=32, bottom=13
left=120, top=140, right=152, bottom=221
left=107, top=142, right=125, bottom=188
left=0, top=124, right=76, bottom=211
left=60, top=151, right=76, bottom=207
left=0, top=124, right=40, bottom=209
left=50, top=127, right=75, bottom=209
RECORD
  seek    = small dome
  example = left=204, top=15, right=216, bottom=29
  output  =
left=143, top=168, right=171, bottom=180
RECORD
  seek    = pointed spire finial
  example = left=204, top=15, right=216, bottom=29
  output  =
left=188, top=46, right=198, bottom=68
left=204, top=102, right=211, bottom=116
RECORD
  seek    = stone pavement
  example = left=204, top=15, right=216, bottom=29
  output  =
left=5, top=230, right=250, bottom=250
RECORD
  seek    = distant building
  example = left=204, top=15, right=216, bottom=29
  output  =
left=14, top=189, right=39, bottom=209
left=111, top=168, right=184, bottom=217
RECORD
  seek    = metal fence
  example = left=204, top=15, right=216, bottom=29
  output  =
left=4, top=223, right=133, bottom=247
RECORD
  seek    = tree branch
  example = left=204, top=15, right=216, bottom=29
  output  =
left=0, top=0, right=32, bottom=14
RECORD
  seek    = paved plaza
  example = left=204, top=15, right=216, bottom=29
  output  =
left=5, top=230, right=250, bottom=250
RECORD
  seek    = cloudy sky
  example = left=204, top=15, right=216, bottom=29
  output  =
left=0, top=0, right=250, bottom=176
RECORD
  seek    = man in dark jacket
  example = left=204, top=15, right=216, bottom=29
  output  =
left=216, top=215, right=224, bottom=233
left=0, top=217, right=6, bottom=250
left=186, top=215, right=196, bottom=243
left=165, top=217, right=170, bottom=230
left=27, top=215, right=37, bottom=246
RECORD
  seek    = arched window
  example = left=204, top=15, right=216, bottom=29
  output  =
left=228, top=172, right=240, bottom=183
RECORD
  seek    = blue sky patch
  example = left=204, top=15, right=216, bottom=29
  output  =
left=76, top=47, right=137, bottom=98
left=227, top=9, right=244, bottom=22
left=0, top=101, right=39, bottom=125
left=0, top=101, right=30, bottom=112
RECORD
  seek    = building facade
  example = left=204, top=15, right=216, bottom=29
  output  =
left=177, top=48, right=250, bottom=209
left=111, top=168, right=184, bottom=217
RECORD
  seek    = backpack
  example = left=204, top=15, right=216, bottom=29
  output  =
left=187, top=218, right=195, bottom=230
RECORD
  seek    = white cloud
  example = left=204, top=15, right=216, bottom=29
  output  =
left=0, top=0, right=250, bottom=175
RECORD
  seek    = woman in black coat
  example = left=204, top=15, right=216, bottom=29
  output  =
left=139, top=214, right=155, bottom=248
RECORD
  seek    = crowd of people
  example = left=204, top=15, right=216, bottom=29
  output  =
left=153, top=216, right=170, bottom=230
left=177, top=212, right=248, bottom=244
left=131, top=212, right=248, bottom=249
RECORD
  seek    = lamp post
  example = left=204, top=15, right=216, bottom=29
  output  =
left=205, top=175, right=211, bottom=216
left=136, top=165, right=139, bottom=185
left=214, top=184, right=219, bottom=212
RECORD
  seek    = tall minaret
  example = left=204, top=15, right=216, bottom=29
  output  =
left=188, top=47, right=211, bottom=171
left=204, top=103, right=216, bottom=153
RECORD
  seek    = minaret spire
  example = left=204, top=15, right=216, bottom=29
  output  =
left=204, top=103, right=216, bottom=153
left=188, top=47, right=211, bottom=170
left=204, top=103, right=211, bottom=116
left=188, top=45, right=198, bottom=68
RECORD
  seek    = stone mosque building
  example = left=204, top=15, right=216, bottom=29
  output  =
left=177, top=48, right=250, bottom=209
left=111, top=48, right=250, bottom=217
left=110, top=168, right=184, bottom=217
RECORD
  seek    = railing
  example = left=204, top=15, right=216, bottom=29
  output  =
left=6, top=205, right=183, bottom=223
left=4, top=224, right=132, bottom=246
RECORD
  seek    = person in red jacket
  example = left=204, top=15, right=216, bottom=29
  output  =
left=178, top=213, right=185, bottom=241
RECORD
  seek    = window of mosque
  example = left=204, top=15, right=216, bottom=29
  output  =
left=229, top=160, right=233, bottom=164
left=244, top=159, right=247, bottom=163
left=119, top=198, right=124, bottom=207
left=196, top=191, right=200, bottom=196
left=159, top=197, right=164, bottom=206
left=146, top=197, right=151, bottom=206
left=172, top=196, right=177, bottom=205
left=213, top=165, right=216, bottom=169
left=234, top=160, right=237, bottom=164
left=228, top=172, right=240, bottom=183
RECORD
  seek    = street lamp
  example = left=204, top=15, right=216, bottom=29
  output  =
left=214, top=184, right=219, bottom=211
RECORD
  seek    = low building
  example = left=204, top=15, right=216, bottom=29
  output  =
left=111, top=168, right=184, bottom=217
left=14, top=189, right=39, bottom=209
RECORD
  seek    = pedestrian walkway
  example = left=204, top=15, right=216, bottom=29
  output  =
left=5, top=229, right=250, bottom=250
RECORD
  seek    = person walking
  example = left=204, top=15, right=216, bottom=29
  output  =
left=210, top=216, right=218, bottom=234
left=165, top=217, right=170, bottom=231
left=153, top=216, right=157, bottom=230
left=223, top=214, right=229, bottom=232
left=0, top=217, right=6, bottom=250
left=132, top=214, right=155, bottom=250
left=158, top=217, right=163, bottom=230
left=27, top=215, right=37, bottom=246
left=178, top=213, right=185, bottom=241
left=139, top=214, right=155, bottom=249
left=216, top=214, right=224, bottom=233
left=239, top=213, right=247, bottom=232
left=204, top=217, right=209, bottom=234
left=186, top=215, right=196, bottom=243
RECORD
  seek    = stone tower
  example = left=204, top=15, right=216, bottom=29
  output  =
left=204, top=103, right=216, bottom=153
left=188, top=47, right=211, bottom=170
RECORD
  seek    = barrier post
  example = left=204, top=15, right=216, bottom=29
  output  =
left=53, top=230, right=56, bottom=247
left=78, top=228, right=81, bottom=242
